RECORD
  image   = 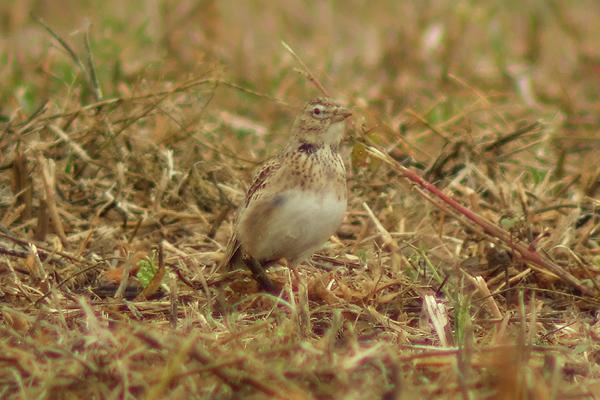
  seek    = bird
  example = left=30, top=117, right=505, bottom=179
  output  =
left=221, top=97, right=352, bottom=291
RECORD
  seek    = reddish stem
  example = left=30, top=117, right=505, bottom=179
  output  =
left=367, top=147, right=592, bottom=296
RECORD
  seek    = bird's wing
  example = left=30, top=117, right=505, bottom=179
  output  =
left=243, top=157, right=283, bottom=207
left=220, top=156, right=283, bottom=269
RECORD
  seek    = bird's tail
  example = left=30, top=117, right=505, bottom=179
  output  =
left=219, top=235, right=243, bottom=271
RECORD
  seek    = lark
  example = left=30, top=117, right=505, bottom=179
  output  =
left=221, top=97, right=352, bottom=290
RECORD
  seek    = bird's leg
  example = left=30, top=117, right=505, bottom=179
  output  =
left=246, top=257, right=277, bottom=292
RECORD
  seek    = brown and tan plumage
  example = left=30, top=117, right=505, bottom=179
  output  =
left=220, top=157, right=282, bottom=269
left=221, top=97, right=352, bottom=289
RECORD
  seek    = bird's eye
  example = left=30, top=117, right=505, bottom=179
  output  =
left=313, top=107, right=321, bottom=115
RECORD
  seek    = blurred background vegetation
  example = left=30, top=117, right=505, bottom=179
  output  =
left=1, top=1, right=600, bottom=398
left=2, top=0, right=599, bottom=112
left=3, top=1, right=600, bottom=171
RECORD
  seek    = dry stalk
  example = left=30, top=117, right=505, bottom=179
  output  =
left=49, top=124, right=94, bottom=163
left=113, top=257, right=132, bottom=300
left=281, top=40, right=330, bottom=97
left=35, top=152, right=68, bottom=245
left=364, top=145, right=594, bottom=296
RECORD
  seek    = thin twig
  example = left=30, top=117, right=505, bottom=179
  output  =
left=364, top=145, right=594, bottom=296
left=34, top=263, right=103, bottom=306
left=114, top=257, right=133, bottom=300
left=34, top=16, right=93, bottom=92
left=36, top=152, right=68, bottom=245
left=0, top=232, right=80, bottom=265
left=484, top=122, right=541, bottom=152
left=10, top=78, right=286, bottom=129
left=49, top=124, right=94, bottom=163
left=281, top=40, right=330, bottom=97
left=83, top=21, right=103, bottom=101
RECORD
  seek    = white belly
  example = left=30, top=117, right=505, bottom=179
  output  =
left=242, top=189, right=346, bottom=264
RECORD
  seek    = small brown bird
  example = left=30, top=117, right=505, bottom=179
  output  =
left=221, top=97, right=352, bottom=290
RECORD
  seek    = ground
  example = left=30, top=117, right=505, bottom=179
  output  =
left=1, top=1, right=600, bottom=399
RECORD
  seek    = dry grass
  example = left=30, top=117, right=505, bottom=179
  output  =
left=1, top=1, right=600, bottom=399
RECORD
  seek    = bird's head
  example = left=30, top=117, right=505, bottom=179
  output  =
left=291, top=97, right=352, bottom=146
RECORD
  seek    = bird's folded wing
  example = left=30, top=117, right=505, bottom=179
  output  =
left=220, top=156, right=283, bottom=269
left=243, top=157, right=282, bottom=206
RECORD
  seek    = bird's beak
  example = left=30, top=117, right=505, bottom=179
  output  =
left=332, top=106, right=352, bottom=122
